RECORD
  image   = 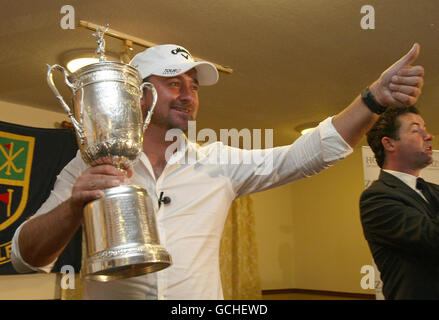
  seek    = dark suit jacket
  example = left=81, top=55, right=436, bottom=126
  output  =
left=360, top=170, right=439, bottom=299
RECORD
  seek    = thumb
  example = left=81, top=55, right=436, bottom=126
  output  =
left=394, top=43, right=420, bottom=68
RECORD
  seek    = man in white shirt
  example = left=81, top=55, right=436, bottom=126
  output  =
left=12, top=43, right=425, bottom=299
left=360, top=106, right=439, bottom=299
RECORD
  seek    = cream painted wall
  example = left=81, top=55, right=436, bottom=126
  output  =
left=252, top=184, right=295, bottom=290
left=287, top=149, right=374, bottom=294
left=0, top=274, right=60, bottom=300
left=0, top=100, right=68, bottom=128
left=252, top=149, right=375, bottom=295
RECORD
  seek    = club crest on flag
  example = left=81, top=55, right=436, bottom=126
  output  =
left=0, top=131, right=34, bottom=231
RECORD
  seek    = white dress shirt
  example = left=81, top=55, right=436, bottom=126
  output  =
left=11, top=116, right=352, bottom=299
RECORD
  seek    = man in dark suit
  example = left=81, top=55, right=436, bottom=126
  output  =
left=360, top=106, right=439, bottom=299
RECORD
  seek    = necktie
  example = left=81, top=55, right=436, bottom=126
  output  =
left=416, top=177, right=439, bottom=214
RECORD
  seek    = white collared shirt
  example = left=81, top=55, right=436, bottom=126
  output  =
left=11, top=116, right=352, bottom=300
left=383, top=169, right=427, bottom=202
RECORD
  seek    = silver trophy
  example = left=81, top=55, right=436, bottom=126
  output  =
left=46, top=25, right=172, bottom=281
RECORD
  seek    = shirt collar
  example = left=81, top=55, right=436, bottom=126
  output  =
left=383, top=169, right=418, bottom=191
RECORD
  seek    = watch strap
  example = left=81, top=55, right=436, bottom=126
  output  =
left=361, top=88, right=386, bottom=115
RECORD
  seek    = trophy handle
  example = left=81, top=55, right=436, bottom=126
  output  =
left=46, top=64, right=86, bottom=143
left=140, top=82, right=158, bottom=132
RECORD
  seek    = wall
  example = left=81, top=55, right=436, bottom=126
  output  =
left=1, top=100, right=68, bottom=128
left=252, top=184, right=295, bottom=290
left=289, top=149, right=373, bottom=294
left=252, top=149, right=374, bottom=295
left=0, top=274, right=60, bottom=299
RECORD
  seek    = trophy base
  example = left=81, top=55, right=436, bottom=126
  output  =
left=81, top=243, right=172, bottom=282
left=81, top=185, right=173, bottom=282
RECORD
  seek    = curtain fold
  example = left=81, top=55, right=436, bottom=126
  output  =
left=220, top=195, right=262, bottom=300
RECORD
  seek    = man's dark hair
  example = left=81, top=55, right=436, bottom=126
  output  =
left=366, top=106, right=420, bottom=168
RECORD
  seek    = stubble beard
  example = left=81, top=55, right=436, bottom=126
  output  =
left=413, top=151, right=433, bottom=170
left=151, top=110, right=194, bottom=135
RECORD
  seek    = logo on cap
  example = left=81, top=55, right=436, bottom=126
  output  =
left=171, top=47, right=190, bottom=60
left=163, top=68, right=182, bottom=75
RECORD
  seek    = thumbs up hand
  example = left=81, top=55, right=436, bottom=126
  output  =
left=370, top=43, right=424, bottom=108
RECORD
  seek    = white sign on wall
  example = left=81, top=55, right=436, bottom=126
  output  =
left=362, top=146, right=439, bottom=188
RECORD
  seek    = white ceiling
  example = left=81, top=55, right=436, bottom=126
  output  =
left=1, top=0, right=438, bottom=147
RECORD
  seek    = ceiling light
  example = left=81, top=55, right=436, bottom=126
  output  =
left=300, top=127, right=316, bottom=135
left=66, top=57, right=100, bottom=72
left=60, top=49, right=120, bottom=73
left=294, top=122, right=320, bottom=135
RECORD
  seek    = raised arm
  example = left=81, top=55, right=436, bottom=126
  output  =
left=333, top=43, right=424, bottom=147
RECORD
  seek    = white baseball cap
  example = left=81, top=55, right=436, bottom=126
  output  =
left=130, top=44, right=219, bottom=86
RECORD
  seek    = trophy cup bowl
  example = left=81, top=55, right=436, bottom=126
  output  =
left=46, top=60, right=172, bottom=282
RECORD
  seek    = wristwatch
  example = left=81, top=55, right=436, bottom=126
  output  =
left=361, top=88, right=386, bottom=115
